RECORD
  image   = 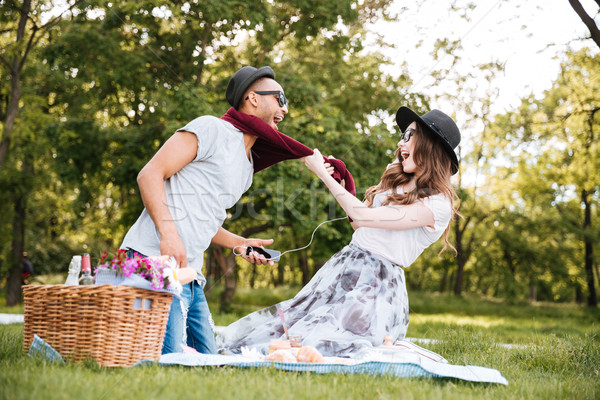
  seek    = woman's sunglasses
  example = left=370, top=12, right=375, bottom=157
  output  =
left=401, top=128, right=415, bottom=143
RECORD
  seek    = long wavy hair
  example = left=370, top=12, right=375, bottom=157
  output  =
left=364, top=122, right=459, bottom=253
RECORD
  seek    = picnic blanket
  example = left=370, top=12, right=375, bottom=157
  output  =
left=154, top=350, right=508, bottom=384
left=28, top=335, right=508, bottom=385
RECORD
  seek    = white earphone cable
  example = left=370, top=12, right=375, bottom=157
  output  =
left=232, top=216, right=348, bottom=258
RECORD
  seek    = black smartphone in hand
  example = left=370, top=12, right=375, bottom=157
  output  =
left=245, top=246, right=281, bottom=262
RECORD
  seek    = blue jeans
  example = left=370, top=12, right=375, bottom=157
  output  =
left=162, top=281, right=216, bottom=354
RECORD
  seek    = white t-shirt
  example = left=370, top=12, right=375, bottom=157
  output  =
left=350, top=189, right=452, bottom=267
left=121, top=116, right=253, bottom=285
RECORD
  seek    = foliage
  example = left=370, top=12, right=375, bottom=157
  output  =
left=401, top=43, right=599, bottom=304
left=0, top=0, right=403, bottom=297
left=477, top=48, right=600, bottom=304
left=0, top=1, right=599, bottom=306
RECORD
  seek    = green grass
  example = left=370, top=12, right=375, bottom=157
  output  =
left=206, top=285, right=301, bottom=324
left=406, top=291, right=600, bottom=344
left=1, top=290, right=598, bottom=400
left=0, top=298, right=24, bottom=315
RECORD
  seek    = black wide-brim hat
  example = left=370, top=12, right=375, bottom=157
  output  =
left=226, top=66, right=275, bottom=109
left=395, top=106, right=461, bottom=174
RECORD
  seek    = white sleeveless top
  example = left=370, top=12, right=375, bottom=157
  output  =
left=350, top=188, right=452, bottom=267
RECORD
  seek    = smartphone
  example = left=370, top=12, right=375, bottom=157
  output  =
left=245, top=246, right=281, bottom=262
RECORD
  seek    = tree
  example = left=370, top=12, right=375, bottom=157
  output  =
left=422, top=34, right=508, bottom=295
left=568, top=0, right=600, bottom=48
left=0, top=0, right=82, bottom=167
left=485, top=48, right=599, bottom=305
left=0, top=0, right=86, bottom=305
left=539, top=48, right=600, bottom=306
left=0, top=0, right=408, bottom=300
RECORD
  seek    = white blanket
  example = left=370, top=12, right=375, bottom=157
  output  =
left=156, top=347, right=508, bottom=385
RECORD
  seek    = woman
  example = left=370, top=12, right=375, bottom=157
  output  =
left=215, top=106, right=461, bottom=357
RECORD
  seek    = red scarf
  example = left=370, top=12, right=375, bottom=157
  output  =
left=221, top=107, right=356, bottom=196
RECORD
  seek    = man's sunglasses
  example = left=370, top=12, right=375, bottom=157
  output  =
left=246, top=90, right=288, bottom=108
left=401, top=128, right=415, bottom=143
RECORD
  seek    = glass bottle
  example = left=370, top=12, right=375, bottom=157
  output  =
left=65, top=255, right=81, bottom=285
left=78, top=253, right=94, bottom=285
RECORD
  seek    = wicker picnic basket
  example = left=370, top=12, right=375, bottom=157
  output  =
left=23, top=284, right=173, bottom=367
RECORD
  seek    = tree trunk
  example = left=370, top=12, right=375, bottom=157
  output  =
left=2, top=0, right=31, bottom=301
left=313, top=260, right=326, bottom=274
left=0, top=61, right=22, bottom=168
left=481, top=283, right=490, bottom=296
left=0, top=0, right=31, bottom=168
left=595, top=263, right=600, bottom=296
left=213, top=246, right=237, bottom=313
left=203, top=249, right=220, bottom=294
left=6, top=194, right=26, bottom=306
left=528, top=285, right=537, bottom=301
left=249, top=263, right=258, bottom=289
left=453, top=219, right=466, bottom=296
left=582, top=190, right=597, bottom=306
left=299, top=251, right=310, bottom=285
left=439, top=266, right=448, bottom=293
left=568, top=0, right=600, bottom=49
left=276, top=258, right=285, bottom=286
left=575, top=285, right=584, bottom=304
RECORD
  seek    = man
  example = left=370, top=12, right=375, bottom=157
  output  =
left=22, top=252, right=34, bottom=285
left=121, top=66, right=288, bottom=354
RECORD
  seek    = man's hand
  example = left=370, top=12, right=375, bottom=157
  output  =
left=160, top=232, right=188, bottom=268
left=239, top=238, right=275, bottom=266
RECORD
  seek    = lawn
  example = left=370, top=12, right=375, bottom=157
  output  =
left=0, top=287, right=598, bottom=400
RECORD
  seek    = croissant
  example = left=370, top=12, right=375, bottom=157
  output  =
left=296, top=346, right=324, bottom=363
left=265, top=349, right=297, bottom=363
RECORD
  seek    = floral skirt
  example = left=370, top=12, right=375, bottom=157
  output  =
left=215, top=242, right=409, bottom=357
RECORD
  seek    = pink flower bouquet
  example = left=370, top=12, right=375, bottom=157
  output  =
left=95, top=249, right=195, bottom=293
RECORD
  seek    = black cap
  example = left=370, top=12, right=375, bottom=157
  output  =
left=395, top=107, right=461, bottom=174
left=226, top=66, right=275, bottom=109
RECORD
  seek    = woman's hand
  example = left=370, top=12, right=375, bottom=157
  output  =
left=324, top=162, right=335, bottom=176
left=325, top=154, right=338, bottom=178
left=303, top=149, right=328, bottom=177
